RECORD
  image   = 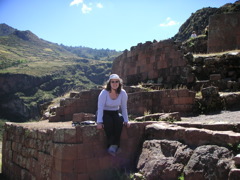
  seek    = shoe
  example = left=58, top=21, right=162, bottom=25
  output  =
left=108, top=145, right=118, bottom=156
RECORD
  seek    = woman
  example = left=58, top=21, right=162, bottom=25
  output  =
left=96, top=74, right=130, bottom=156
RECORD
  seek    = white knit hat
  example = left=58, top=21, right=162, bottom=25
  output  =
left=109, top=74, right=120, bottom=81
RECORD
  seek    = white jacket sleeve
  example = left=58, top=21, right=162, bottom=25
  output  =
left=96, top=90, right=107, bottom=123
left=121, top=90, right=129, bottom=122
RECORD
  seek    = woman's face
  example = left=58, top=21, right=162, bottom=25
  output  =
left=110, top=79, right=120, bottom=90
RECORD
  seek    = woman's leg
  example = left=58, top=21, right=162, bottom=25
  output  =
left=103, top=111, right=123, bottom=147
left=113, top=113, right=123, bottom=147
left=103, top=112, right=115, bottom=146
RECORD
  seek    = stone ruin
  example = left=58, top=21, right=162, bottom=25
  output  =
left=2, top=12, right=240, bottom=180
left=208, top=13, right=240, bottom=53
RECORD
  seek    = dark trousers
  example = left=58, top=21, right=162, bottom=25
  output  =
left=103, top=110, right=123, bottom=147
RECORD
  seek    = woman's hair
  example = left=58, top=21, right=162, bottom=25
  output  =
left=105, top=79, right=122, bottom=94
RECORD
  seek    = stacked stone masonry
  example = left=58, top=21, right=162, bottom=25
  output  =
left=208, top=13, right=240, bottom=53
left=49, top=88, right=196, bottom=122
left=3, top=120, right=240, bottom=179
left=112, top=40, right=194, bottom=85
left=2, top=121, right=152, bottom=180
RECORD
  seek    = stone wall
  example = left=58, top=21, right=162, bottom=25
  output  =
left=49, top=88, right=195, bottom=122
left=49, top=89, right=101, bottom=122
left=112, top=40, right=194, bottom=86
left=128, top=89, right=195, bottom=116
left=2, top=121, right=152, bottom=180
left=208, top=13, right=240, bottom=53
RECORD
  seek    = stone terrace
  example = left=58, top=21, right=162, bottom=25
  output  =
left=2, top=121, right=152, bottom=180
left=48, top=88, right=196, bottom=122
left=2, top=113, right=240, bottom=179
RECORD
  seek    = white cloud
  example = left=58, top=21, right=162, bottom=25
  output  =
left=159, top=17, right=180, bottom=27
left=96, top=3, right=103, bottom=8
left=70, top=0, right=83, bottom=6
left=70, top=0, right=102, bottom=14
left=82, top=4, right=92, bottom=14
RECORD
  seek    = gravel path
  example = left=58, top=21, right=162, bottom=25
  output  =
left=181, top=110, right=240, bottom=124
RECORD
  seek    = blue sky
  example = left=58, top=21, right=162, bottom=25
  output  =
left=0, top=0, right=237, bottom=51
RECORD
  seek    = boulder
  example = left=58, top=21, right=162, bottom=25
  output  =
left=184, top=145, right=234, bottom=180
left=137, top=140, right=193, bottom=180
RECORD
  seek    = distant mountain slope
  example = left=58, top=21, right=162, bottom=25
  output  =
left=61, top=45, right=122, bottom=61
left=173, top=1, right=240, bottom=42
left=0, top=23, right=16, bottom=36
left=0, top=24, right=121, bottom=121
left=0, top=24, right=121, bottom=73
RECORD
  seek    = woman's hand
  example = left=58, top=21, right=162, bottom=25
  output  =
left=97, top=123, right=104, bottom=129
left=124, top=122, right=130, bottom=128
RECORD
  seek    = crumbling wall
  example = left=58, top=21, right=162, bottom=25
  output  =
left=2, top=121, right=151, bottom=180
left=49, top=88, right=196, bottom=122
left=49, top=89, right=101, bottom=122
left=112, top=40, right=194, bottom=86
left=128, top=89, right=195, bottom=116
left=208, top=13, right=240, bottom=53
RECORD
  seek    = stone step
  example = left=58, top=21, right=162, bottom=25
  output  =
left=72, top=112, right=96, bottom=122
left=145, top=122, right=240, bottom=147
left=175, top=121, right=240, bottom=133
left=228, top=169, right=240, bottom=180
left=233, top=154, right=240, bottom=166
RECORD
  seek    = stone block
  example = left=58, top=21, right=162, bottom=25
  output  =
left=72, top=113, right=85, bottom=122
left=161, top=97, right=173, bottom=106
left=169, top=90, right=178, bottom=97
left=53, top=158, right=75, bottom=173
left=64, top=114, right=73, bottom=121
left=21, top=168, right=32, bottom=180
left=86, top=158, right=100, bottom=173
left=77, top=143, right=95, bottom=159
left=52, top=129, right=65, bottom=143
left=99, top=156, right=115, bottom=170
left=228, top=169, right=240, bottom=180
left=81, top=126, right=101, bottom=143
left=174, top=104, right=193, bottom=112
left=212, top=131, right=230, bottom=145
left=184, top=128, right=213, bottom=146
left=12, top=142, right=22, bottom=152
left=37, top=129, right=53, bottom=141
left=64, top=106, right=75, bottom=115
left=3, top=148, right=13, bottom=162
left=126, top=123, right=144, bottom=138
left=49, top=115, right=60, bottom=122
left=233, top=154, right=240, bottom=166
left=29, top=157, right=40, bottom=178
left=56, top=106, right=65, bottom=116
left=176, top=97, right=194, bottom=104
left=177, top=89, right=190, bottom=97
left=52, top=144, right=78, bottom=160
left=77, top=173, right=90, bottom=180
left=74, top=159, right=88, bottom=173
left=53, top=128, right=77, bottom=143
left=72, top=113, right=96, bottom=122
left=210, top=74, right=221, bottom=81
left=92, top=142, right=108, bottom=157
left=123, top=137, right=141, bottom=155
left=120, top=127, right=128, bottom=140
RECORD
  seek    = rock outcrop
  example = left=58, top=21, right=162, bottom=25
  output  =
left=137, top=140, right=234, bottom=180
left=137, top=140, right=193, bottom=180
left=184, top=145, right=234, bottom=180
